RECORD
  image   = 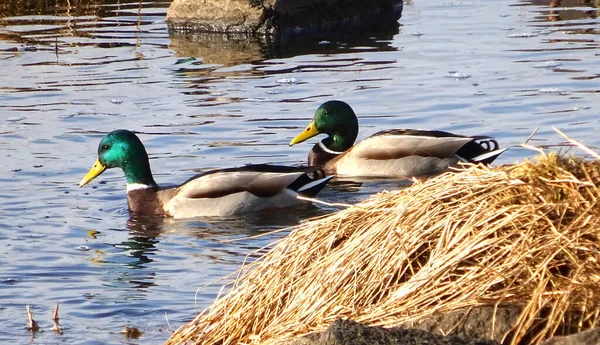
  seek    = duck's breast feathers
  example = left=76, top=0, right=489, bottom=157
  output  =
left=351, top=129, right=480, bottom=160
left=127, top=186, right=175, bottom=216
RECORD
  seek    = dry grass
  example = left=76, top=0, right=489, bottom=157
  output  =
left=166, top=152, right=600, bottom=345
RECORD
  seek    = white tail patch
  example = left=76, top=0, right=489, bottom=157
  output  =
left=470, top=148, right=508, bottom=163
left=297, top=175, right=333, bottom=193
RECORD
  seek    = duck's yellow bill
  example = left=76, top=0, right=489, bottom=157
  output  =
left=289, top=120, right=319, bottom=146
left=79, top=158, right=106, bottom=187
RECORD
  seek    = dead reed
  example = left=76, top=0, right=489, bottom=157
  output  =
left=166, top=152, right=600, bottom=345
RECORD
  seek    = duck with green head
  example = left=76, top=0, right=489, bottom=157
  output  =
left=289, top=100, right=506, bottom=178
left=80, top=130, right=332, bottom=218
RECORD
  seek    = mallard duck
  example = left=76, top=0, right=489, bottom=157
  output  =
left=289, top=100, right=507, bottom=178
left=79, top=130, right=332, bottom=218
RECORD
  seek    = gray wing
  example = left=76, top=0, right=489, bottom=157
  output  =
left=350, top=131, right=475, bottom=160
left=176, top=170, right=305, bottom=199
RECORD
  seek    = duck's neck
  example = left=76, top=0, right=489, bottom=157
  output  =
left=122, top=156, right=158, bottom=189
left=309, top=142, right=341, bottom=166
left=322, top=131, right=356, bottom=153
left=124, top=162, right=162, bottom=215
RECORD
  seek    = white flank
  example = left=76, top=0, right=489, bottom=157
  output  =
left=318, top=141, right=344, bottom=155
left=127, top=183, right=152, bottom=192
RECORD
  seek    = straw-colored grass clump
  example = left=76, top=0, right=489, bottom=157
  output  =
left=167, top=153, right=600, bottom=345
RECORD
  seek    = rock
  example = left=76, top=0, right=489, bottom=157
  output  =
left=166, top=0, right=403, bottom=39
left=541, top=328, right=600, bottom=345
left=167, top=0, right=265, bottom=34
left=399, top=306, right=522, bottom=343
left=284, top=319, right=500, bottom=345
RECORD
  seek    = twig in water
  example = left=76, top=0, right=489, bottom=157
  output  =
left=52, top=302, right=59, bottom=321
left=26, top=305, right=39, bottom=332
left=52, top=302, right=62, bottom=334
left=165, top=312, right=174, bottom=333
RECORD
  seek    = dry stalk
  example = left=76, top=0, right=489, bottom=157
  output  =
left=26, top=305, right=39, bottom=332
left=52, top=302, right=62, bottom=334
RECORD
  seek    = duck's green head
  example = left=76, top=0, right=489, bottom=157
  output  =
left=289, top=100, right=359, bottom=152
left=79, top=129, right=155, bottom=187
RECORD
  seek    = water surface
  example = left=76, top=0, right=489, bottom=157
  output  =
left=0, top=0, right=599, bottom=344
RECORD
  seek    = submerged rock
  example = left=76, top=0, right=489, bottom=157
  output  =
left=166, top=0, right=403, bottom=40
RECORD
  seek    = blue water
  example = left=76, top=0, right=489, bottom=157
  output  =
left=0, top=0, right=598, bottom=343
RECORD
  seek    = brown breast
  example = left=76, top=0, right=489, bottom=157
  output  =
left=308, top=143, right=340, bottom=168
left=127, top=188, right=172, bottom=217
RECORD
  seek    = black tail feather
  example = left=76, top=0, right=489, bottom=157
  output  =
left=287, top=169, right=332, bottom=198
left=456, top=138, right=505, bottom=164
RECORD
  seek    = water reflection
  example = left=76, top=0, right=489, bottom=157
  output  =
left=0, top=0, right=105, bottom=17
left=515, top=0, right=599, bottom=23
left=118, top=233, right=159, bottom=269
left=117, top=207, right=323, bottom=263
left=169, top=33, right=264, bottom=66
left=125, top=203, right=329, bottom=238
left=0, top=0, right=171, bottom=74
left=169, top=26, right=399, bottom=67
left=508, top=0, right=600, bottom=85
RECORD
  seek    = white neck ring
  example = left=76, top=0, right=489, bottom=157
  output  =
left=319, top=141, right=344, bottom=155
left=127, top=183, right=153, bottom=193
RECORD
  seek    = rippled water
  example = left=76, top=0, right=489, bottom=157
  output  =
left=0, top=0, right=599, bottom=344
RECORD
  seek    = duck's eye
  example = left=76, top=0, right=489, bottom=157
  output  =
left=102, top=144, right=110, bottom=151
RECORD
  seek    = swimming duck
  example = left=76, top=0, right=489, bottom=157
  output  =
left=289, top=100, right=506, bottom=178
left=79, top=130, right=332, bottom=218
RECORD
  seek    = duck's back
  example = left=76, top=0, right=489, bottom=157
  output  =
left=327, top=129, right=502, bottom=178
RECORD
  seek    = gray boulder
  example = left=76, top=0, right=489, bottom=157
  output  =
left=284, top=319, right=500, bottom=345
left=541, top=328, right=600, bottom=345
left=399, top=306, right=521, bottom=342
left=166, top=0, right=403, bottom=38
